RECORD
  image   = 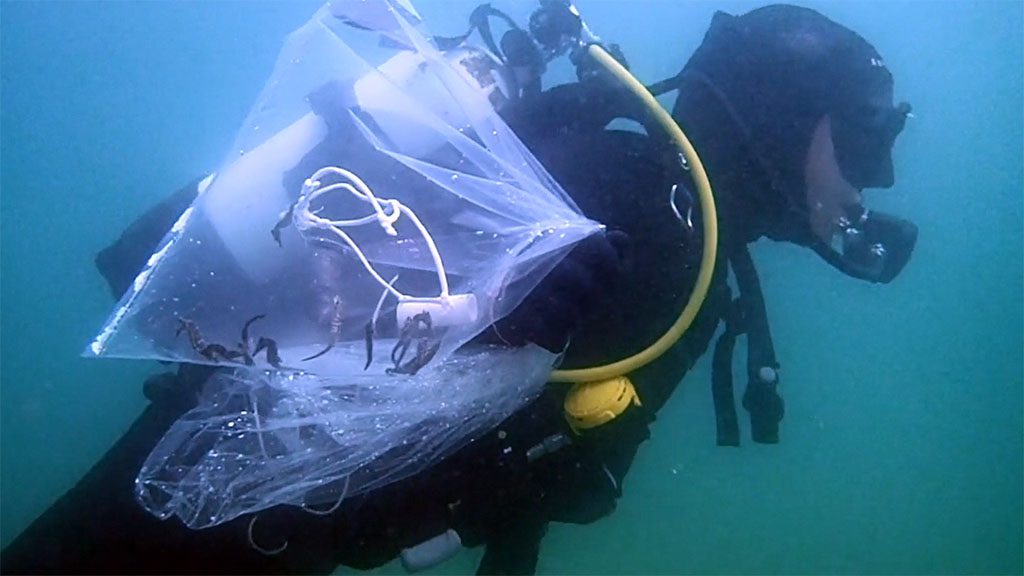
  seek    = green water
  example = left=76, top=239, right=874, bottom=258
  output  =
left=2, top=1, right=1021, bottom=574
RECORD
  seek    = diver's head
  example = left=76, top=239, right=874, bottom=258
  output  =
left=672, top=4, right=917, bottom=283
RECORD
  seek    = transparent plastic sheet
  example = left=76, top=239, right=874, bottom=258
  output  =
left=84, top=0, right=601, bottom=528
left=86, top=0, right=597, bottom=370
left=138, top=344, right=556, bottom=529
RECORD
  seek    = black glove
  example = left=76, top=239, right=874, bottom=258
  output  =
left=493, top=230, right=628, bottom=353
left=95, top=179, right=202, bottom=299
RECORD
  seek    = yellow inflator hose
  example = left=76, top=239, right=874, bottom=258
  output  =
left=548, top=44, right=719, bottom=384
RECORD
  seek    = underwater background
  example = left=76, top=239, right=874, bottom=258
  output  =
left=1, top=0, right=1020, bottom=574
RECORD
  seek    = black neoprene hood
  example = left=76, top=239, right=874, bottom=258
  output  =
left=681, top=4, right=901, bottom=201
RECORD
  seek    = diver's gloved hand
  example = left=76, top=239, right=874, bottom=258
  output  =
left=95, top=178, right=203, bottom=299
left=494, top=230, right=628, bottom=353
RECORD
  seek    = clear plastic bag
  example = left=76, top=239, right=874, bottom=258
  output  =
left=85, top=0, right=600, bottom=528
left=137, top=344, right=556, bottom=529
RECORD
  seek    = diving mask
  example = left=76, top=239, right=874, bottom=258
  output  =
left=832, top=101, right=912, bottom=189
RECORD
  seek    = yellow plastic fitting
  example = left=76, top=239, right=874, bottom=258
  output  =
left=564, top=375, right=642, bottom=431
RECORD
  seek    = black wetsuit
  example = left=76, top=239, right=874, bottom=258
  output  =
left=1, top=79, right=727, bottom=575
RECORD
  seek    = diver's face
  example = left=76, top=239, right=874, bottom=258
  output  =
left=805, top=114, right=861, bottom=244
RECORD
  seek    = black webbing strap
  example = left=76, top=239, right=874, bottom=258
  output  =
left=711, top=244, right=784, bottom=445
left=711, top=293, right=742, bottom=446
left=434, top=4, right=522, bottom=61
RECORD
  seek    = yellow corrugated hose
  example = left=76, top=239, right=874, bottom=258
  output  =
left=547, top=44, right=719, bottom=384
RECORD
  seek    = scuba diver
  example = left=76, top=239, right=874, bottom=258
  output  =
left=1, top=2, right=916, bottom=575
